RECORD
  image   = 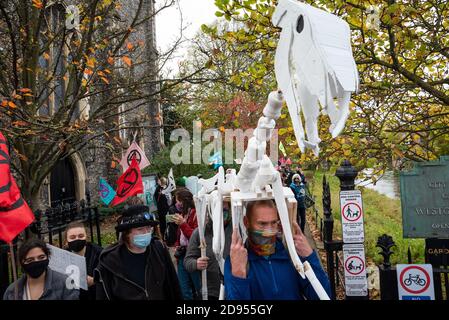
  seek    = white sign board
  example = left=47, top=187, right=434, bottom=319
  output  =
left=340, top=190, right=365, bottom=243
left=343, top=244, right=368, bottom=296
left=397, top=264, right=435, bottom=300
left=48, top=244, right=87, bottom=290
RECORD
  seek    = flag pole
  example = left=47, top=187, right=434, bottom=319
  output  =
left=9, top=243, right=18, bottom=300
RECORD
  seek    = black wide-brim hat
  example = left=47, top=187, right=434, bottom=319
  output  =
left=116, top=205, right=159, bottom=232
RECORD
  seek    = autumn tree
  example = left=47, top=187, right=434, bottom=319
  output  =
left=200, top=0, right=448, bottom=178
left=163, top=20, right=277, bottom=143
left=0, top=0, right=206, bottom=209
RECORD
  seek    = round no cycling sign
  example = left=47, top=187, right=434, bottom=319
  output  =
left=397, top=264, right=435, bottom=300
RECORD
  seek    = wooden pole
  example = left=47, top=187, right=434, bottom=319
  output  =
left=199, top=242, right=208, bottom=300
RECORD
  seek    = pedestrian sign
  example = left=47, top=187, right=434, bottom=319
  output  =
left=343, top=244, right=368, bottom=296
left=340, top=190, right=365, bottom=243
left=397, top=264, right=435, bottom=300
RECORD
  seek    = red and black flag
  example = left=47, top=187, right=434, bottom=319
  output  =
left=110, top=156, right=143, bottom=207
left=0, top=132, right=35, bottom=243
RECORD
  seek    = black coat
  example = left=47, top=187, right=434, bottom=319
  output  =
left=154, top=185, right=170, bottom=214
left=81, top=242, right=103, bottom=300
left=94, top=240, right=182, bottom=300
left=154, top=185, right=170, bottom=236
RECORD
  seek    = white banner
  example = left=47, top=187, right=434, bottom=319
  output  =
left=48, top=244, right=88, bottom=290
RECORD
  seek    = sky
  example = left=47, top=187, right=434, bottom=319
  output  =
left=155, top=0, right=219, bottom=74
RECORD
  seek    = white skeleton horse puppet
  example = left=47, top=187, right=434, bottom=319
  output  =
left=193, top=0, right=359, bottom=300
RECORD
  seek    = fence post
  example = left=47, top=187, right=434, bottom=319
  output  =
left=322, top=175, right=333, bottom=243
left=322, top=175, right=342, bottom=298
left=335, top=159, right=369, bottom=300
left=376, top=234, right=398, bottom=300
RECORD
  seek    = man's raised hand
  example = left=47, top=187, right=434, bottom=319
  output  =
left=293, top=221, right=313, bottom=258
left=230, top=227, right=248, bottom=279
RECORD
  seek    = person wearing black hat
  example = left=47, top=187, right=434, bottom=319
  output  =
left=94, top=205, right=182, bottom=300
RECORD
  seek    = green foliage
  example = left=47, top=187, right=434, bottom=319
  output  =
left=98, top=204, right=124, bottom=217
left=144, top=145, right=217, bottom=179
left=205, top=0, right=449, bottom=177
left=100, top=232, right=118, bottom=247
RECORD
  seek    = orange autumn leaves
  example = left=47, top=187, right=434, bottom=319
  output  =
left=1, top=88, right=35, bottom=109
left=121, top=56, right=132, bottom=67
left=32, top=0, right=43, bottom=9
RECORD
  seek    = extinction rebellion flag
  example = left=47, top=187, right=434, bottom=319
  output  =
left=0, top=132, right=35, bottom=243
left=119, top=141, right=150, bottom=172
left=110, top=156, right=143, bottom=207
left=98, top=178, right=116, bottom=206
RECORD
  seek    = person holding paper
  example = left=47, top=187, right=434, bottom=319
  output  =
left=184, top=201, right=233, bottom=300
left=172, top=188, right=201, bottom=300
left=3, top=239, right=79, bottom=300
left=64, top=221, right=103, bottom=300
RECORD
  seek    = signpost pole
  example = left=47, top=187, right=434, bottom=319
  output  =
left=336, top=160, right=369, bottom=300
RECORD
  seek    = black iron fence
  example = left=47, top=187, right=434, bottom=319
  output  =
left=313, top=160, right=449, bottom=301
left=31, top=198, right=102, bottom=248
left=0, top=196, right=101, bottom=299
left=321, top=174, right=344, bottom=299
left=377, top=234, right=449, bottom=300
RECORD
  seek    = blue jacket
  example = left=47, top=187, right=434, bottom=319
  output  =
left=290, top=182, right=306, bottom=209
left=224, top=240, right=331, bottom=300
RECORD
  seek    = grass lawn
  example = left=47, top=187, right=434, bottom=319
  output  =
left=307, top=170, right=425, bottom=265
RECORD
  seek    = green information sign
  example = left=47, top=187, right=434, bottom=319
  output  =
left=400, top=156, right=449, bottom=238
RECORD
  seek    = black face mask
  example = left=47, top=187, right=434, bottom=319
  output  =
left=68, top=239, right=86, bottom=253
left=22, top=259, right=49, bottom=279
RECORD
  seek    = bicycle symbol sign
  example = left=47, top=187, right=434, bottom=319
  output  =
left=399, top=266, right=430, bottom=294
left=342, top=203, right=363, bottom=222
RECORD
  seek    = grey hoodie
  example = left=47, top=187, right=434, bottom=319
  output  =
left=184, top=221, right=232, bottom=298
left=3, top=267, right=79, bottom=300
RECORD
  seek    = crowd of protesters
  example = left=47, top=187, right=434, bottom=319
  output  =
left=3, top=166, right=329, bottom=301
